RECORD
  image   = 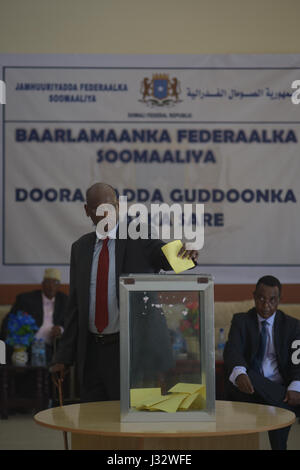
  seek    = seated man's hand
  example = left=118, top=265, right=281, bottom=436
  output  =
left=284, top=390, right=300, bottom=407
left=236, top=373, right=255, bottom=394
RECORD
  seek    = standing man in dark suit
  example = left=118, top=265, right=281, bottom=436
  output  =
left=1, top=268, right=68, bottom=363
left=51, top=182, right=198, bottom=402
left=224, top=275, right=300, bottom=450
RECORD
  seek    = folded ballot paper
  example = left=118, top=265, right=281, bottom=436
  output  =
left=161, top=240, right=195, bottom=274
left=130, top=383, right=206, bottom=413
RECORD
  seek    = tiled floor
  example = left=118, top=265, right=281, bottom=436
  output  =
left=0, top=411, right=299, bottom=450
left=0, top=412, right=65, bottom=450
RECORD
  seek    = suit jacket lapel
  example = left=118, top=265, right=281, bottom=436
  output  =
left=53, top=293, right=64, bottom=325
left=53, top=295, right=59, bottom=324
left=35, top=291, right=44, bottom=327
left=115, top=228, right=128, bottom=303
left=248, top=308, right=260, bottom=361
left=273, top=310, right=283, bottom=363
left=81, top=232, right=97, bottom=317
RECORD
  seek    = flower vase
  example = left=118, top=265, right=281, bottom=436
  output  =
left=11, top=345, right=28, bottom=367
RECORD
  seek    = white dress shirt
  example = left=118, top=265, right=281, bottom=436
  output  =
left=230, top=312, right=300, bottom=392
left=34, top=294, right=55, bottom=344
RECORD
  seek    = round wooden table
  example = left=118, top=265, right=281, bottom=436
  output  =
left=34, top=400, right=295, bottom=450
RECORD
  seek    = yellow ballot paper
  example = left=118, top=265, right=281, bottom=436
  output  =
left=161, top=240, right=195, bottom=274
left=150, top=393, right=189, bottom=413
left=136, top=395, right=171, bottom=410
left=130, top=388, right=171, bottom=410
left=130, top=384, right=206, bottom=412
left=130, top=388, right=162, bottom=408
left=178, top=387, right=206, bottom=410
left=168, top=383, right=204, bottom=395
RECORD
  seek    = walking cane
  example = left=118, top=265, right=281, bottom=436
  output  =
left=53, top=337, right=69, bottom=450
left=57, top=376, right=69, bottom=450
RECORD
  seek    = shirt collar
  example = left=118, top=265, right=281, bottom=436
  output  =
left=42, top=293, right=55, bottom=304
left=257, top=311, right=276, bottom=327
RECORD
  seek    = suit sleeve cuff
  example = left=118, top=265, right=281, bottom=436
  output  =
left=229, top=366, right=248, bottom=386
left=288, top=381, right=300, bottom=393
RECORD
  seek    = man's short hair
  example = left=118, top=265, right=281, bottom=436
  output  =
left=255, top=275, right=282, bottom=296
left=85, top=183, right=117, bottom=203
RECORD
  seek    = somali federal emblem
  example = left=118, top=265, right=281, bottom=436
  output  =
left=140, top=74, right=181, bottom=107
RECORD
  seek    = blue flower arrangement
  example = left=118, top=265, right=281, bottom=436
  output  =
left=6, top=310, right=38, bottom=348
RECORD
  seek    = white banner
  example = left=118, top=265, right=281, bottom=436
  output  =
left=1, top=54, right=300, bottom=284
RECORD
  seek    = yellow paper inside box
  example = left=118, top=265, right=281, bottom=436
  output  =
left=130, top=388, right=164, bottom=409
left=178, top=387, right=206, bottom=410
left=130, top=388, right=162, bottom=407
left=130, top=383, right=206, bottom=413
left=168, top=383, right=204, bottom=395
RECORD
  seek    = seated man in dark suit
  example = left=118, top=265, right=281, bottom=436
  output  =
left=1, top=268, right=68, bottom=364
left=224, top=275, right=300, bottom=450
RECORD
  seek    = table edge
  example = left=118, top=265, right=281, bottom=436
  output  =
left=33, top=401, right=296, bottom=438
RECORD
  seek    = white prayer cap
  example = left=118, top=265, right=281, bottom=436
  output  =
left=43, top=268, right=61, bottom=282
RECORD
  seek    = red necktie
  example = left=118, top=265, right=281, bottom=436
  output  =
left=95, top=238, right=109, bottom=333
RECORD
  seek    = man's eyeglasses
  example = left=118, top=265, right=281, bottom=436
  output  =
left=255, top=295, right=279, bottom=306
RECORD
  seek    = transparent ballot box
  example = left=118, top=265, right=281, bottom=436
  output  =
left=119, top=274, right=215, bottom=422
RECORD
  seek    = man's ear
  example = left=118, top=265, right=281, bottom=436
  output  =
left=84, top=203, right=89, bottom=217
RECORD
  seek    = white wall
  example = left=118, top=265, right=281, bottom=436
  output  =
left=0, top=0, right=299, bottom=54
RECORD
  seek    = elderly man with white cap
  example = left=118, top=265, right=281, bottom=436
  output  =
left=1, top=268, right=68, bottom=363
